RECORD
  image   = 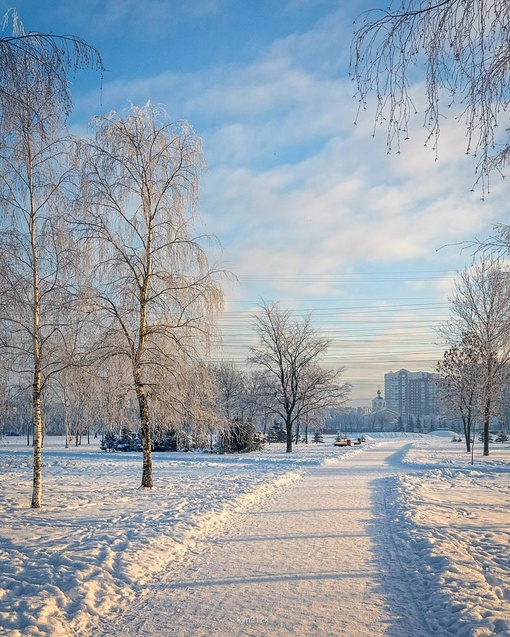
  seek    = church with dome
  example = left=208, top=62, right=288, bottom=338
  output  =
left=372, top=389, right=386, bottom=411
left=363, top=388, right=399, bottom=430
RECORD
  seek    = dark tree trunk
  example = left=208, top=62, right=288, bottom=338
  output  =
left=463, top=418, right=471, bottom=453
left=31, top=377, right=43, bottom=508
left=135, top=366, right=153, bottom=488
left=285, top=417, right=293, bottom=453
left=483, top=396, right=491, bottom=457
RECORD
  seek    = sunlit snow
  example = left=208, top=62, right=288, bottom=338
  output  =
left=1, top=433, right=509, bottom=636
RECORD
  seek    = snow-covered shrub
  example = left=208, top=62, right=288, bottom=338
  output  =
left=217, top=419, right=265, bottom=453
left=100, top=429, right=142, bottom=452
left=152, top=429, right=194, bottom=452
left=267, top=421, right=286, bottom=443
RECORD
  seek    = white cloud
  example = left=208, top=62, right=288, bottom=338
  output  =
left=67, top=1, right=510, bottom=397
left=200, top=104, right=504, bottom=299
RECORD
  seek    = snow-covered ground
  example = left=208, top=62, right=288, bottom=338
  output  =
left=0, top=432, right=509, bottom=636
left=388, top=434, right=510, bottom=636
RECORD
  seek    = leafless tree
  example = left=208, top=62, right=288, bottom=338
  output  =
left=241, top=369, right=267, bottom=428
left=52, top=364, right=105, bottom=447
left=87, top=357, right=134, bottom=439
left=74, top=103, right=224, bottom=488
left=298, top=363, right=351, bottom=423
left=212, top=361, right=245, bottom=429
left=150, top=358, right=218, bottom=449
left=0, top=11, right=102, bottom=507
left=0, top=19, right=103, bottom=508
left=211, top=361, right=266, bottom=451
left=436, top=335, right=482, bottom=452
left=365, top=409, right=398, bottom=433
left=0, top=124, right=87, bottom=506
left=351, top=0, right=510, bottom=191
left=442, top=257, right=510, bottom=455
left=249, top=300, right=351, bottom=452
left=0, top=9, right=103, bottom=142
left=293, top=364, right=351, bottom=444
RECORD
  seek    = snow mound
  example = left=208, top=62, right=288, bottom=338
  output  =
left=428, top=429, right=458, bottom=438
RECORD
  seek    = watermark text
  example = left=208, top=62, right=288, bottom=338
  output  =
left=236, top=615, right=269, bottom=625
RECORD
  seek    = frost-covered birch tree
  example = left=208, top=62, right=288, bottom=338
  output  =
left=75, top=103, right=223, bottom=488
left=0, top=14, right=102, bottom=508
left=0, top=9, right=102, bottom=143
left=212, top=361, right=245, bottom=426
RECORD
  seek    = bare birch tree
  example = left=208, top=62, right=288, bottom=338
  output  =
left=241, top=369, right=267, bottom=429
left=351, top=0, right=510, bottom=191
left=94, top=359, right=135, bottom=441
left=443, top=258, right=510, bottom=455
left=0, top=28, right=103, bottom=509
left=0, top=11, right=102, bottom=507
left=212, top=361, right=245, bottom=426
left=0, top=9, right=102, bottom=141
left=212, top=361, right=254, bottom=452
left=149, top=358, right=217, bottom=450
left=75, top=103, right=223, bottom=488
left=249, top=300, right=351, bottom=452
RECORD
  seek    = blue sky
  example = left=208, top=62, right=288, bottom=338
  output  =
left=8, top=0, right=508, bottom=405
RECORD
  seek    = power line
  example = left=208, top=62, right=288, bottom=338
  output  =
left=215, top=269, right=457, bottom=401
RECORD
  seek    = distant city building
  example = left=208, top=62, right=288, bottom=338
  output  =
left=384, top=369, right=441, bottom=420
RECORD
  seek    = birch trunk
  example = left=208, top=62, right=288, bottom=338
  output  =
left=134, top=365, right=153, bottom=488
left=29, top=162, right=44, bottom=508
left=31, top=376, right=43, bottom=508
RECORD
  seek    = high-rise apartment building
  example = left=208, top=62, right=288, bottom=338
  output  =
left=384, top=369, right=441, bottom=420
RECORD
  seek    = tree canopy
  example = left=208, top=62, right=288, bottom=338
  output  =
left=0, top=9, right=103, bottom=129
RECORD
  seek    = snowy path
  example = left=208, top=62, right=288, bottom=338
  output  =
left=97, top=440, right=430, bottom=637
